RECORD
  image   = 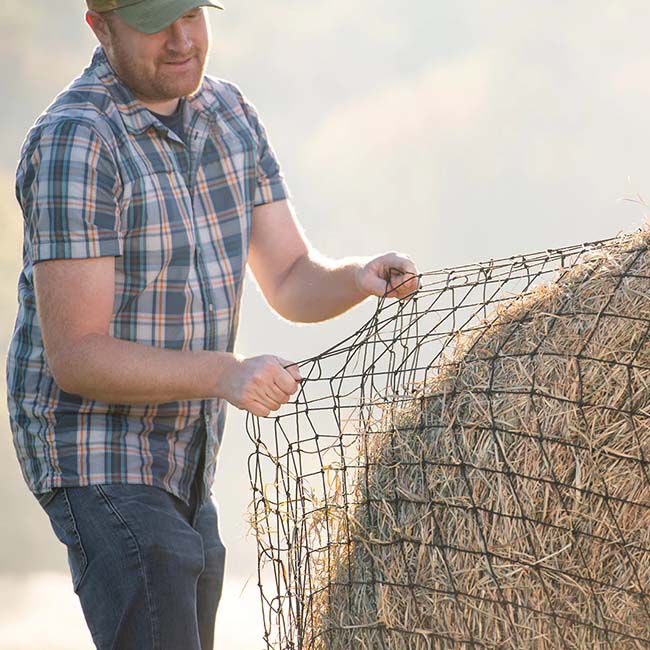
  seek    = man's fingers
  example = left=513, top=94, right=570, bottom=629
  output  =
left=264, top=397, right=283, bottom=411
left=266, top=383, right=293, bottom=404
left=368, top=274, right=391, bottom=297
left=237, top=355, right=303, bottom=417
left=249, top=399, right=272, bottom=418
left=276, top=357, right=303, bottom=385
left=385, top=264, right=420, bottom=298
left=251, top=394, right=283, bottom=415
left=395, top=272, right=419, bottom=294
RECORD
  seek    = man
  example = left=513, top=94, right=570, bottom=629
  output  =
left=6, top=0, right=420, bottom=648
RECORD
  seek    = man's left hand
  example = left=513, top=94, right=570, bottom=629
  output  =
left=355, top=251, right=421, bottom=300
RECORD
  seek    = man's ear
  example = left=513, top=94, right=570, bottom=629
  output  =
left=85, top=10, right=112, bottom=47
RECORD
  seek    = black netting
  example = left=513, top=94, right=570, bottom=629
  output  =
left=247, top=230, right=650, bottom=649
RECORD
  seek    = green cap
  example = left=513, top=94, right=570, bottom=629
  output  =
left=86, top=0, right=224, bottom=34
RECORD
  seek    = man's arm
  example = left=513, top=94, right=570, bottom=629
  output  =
left=34, top=256, right=300, bottom=414
left=248, top=199, right=420, bottom=323
left=35, top=256, right=238, bottom=403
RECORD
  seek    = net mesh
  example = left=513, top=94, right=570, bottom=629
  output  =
left=247, top=229, right=650, bottom=649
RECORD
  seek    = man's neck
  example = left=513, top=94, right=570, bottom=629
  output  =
left=139, top=97, right=182, bottom=116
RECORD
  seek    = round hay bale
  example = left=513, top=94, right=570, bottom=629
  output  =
left=308, top=231, right=650, bottom=649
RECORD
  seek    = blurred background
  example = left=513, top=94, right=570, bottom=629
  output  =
left=1, top=1, right=649, bottom=647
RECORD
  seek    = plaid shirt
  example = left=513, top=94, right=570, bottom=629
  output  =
left=6, top=45, right=291, bottom=505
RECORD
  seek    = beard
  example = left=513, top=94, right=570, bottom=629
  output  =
left=107, top=37, right=209, bottom=102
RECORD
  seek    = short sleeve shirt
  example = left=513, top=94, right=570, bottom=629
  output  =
left=6, top=45, right=291, bottom=505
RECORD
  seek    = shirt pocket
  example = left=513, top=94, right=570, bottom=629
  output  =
left=114, top=170, right=198, bottom=349
left=200, top=130, right=257, bottom=214
left=120, top=170, right=196, bottom=290
left=198, top=131, right=254, bottom=282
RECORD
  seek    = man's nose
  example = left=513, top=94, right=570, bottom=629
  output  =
left=165, top=21, right=192, bottom=54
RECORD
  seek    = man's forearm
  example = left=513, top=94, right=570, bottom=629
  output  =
left=52, top=333, right=238, bottom=404
left=273, top=251, right=371, bottom=323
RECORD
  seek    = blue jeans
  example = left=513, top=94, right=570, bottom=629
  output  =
left=36, top=481, right=226, bottom=650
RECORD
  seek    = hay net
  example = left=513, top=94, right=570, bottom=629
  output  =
left=247, top=228, right=650, bottom=650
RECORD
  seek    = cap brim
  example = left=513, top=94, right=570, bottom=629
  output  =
left=116, top=0, right=224, bottom=35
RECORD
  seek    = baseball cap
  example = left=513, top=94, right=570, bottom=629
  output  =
left=86, top=0, right=225, bottom=35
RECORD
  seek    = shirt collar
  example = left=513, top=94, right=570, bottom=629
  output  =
left=89, top=45, right=221, bottom=135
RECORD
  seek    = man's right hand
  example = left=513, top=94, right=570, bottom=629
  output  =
left=222, top=354, right=302, bottom=417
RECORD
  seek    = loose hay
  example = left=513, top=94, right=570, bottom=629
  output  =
left=250, top=229, right=650, bottom=649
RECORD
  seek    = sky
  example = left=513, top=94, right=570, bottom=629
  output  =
left=1, top=1, right=650, bottom=648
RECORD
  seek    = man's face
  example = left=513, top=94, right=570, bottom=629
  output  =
left=101, top=7, right=211, bottom=103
